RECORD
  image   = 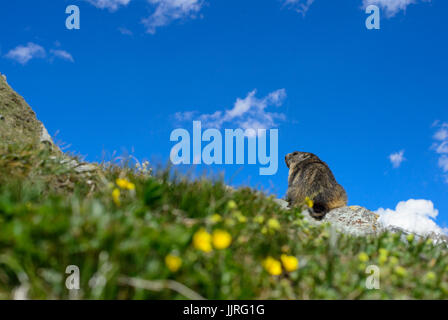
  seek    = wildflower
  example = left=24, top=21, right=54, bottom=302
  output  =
left=406, top=234, right=414, bottom=243
left=254, top=216, right=265, bottom=224
left=165, top=254, right=182, bottom=272
left=225, top=218, right=236, bottom=227
left=116, top=178, right=135, bottom=191
left=305, top=197, right=314, bottom=208
left=394, top=266, right=407, bottom=277
left=210, top=214, right=222, bottom=224
left=424, top=271, right=436, bottom=282
left=378, top=248, right=388, bottom=264
left=358, top=252, right=369, bottom=263
left=389, top=256, right=399, bottom=266
left=193, top=229, right=212, bottom=253
left=280, top=254, right=299, bottom=272
left=227, top=200, right=238, bottom=210
left=234, top=211, right=247, bottom=223
left=112, top=188, right=121, bottom=206
left=442, top=283, right=448, bottom=295
left=267, top=218, right=281, bottom=231
left=212, top=229, right=232, bottom=249
left=263, top=257, right=282, bottom=276
left=358, top=263, right=367, bottom=272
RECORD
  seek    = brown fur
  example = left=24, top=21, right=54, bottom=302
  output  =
left=285, top=151, right=347, bottom=220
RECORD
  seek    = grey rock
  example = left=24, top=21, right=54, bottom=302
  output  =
left=74, top=163, right=97, bottom=174
left=59, top=157, right=97, bottom=173
left=386, top=225, right=448, bottom=246
left=278, top=202, right=382, bottom=237
left=321, top=206, right=382, bottom=236
left=274, top=198, right=289, bottom=210
left=39, top=123, right=54, bottom=145
left=274, top=196, right=447, bottom=241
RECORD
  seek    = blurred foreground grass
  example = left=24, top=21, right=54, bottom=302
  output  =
left=1, top=143, right=448, bottom=300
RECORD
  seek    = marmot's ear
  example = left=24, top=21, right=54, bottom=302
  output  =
left=285, top=155, right=290, bottom=168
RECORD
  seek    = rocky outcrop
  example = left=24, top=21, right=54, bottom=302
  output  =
left=300, top=204, right=382, bottom=236
left=275, top=199, right=447, bottom=243
left=0, top=72, right=58, bottom=150
left=320, top=205, right=381, bottom=236
left=0, top=73, right=98, bottom=177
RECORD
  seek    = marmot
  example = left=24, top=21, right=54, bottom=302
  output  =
left=285, top=151, right=347, bottom=220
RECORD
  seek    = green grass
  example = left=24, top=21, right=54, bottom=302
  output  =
left=1, top=142, right=448, bottom=300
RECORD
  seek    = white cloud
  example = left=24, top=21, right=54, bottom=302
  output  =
left=143, top=0, right=205, bottom=34
left=432, top=121, right=448, bottom=182
left=362, top=0, right=431, bottom=17
left=439, top=155, right=448, bottom=173
left=118, top=27, right=133, bottom=35
left=282, top=0, right=315, bottom=15
left=436, top=142, right=448, bottom=154
left=4, top=43, right=74, bottom=65
left=86, top=0, right=131, bottom=11
left=433, top=121, right=448, bottom=141
left=175, top=89, right=287, bottom=136
left=389, top=150, right=405, bottom=168
left=376, top=199, right=446, bottom=236
left=50, top=50, right=75, bottom=63
left=5, top=43, right=46, bottom=65
left=174, top=111, right=196, bottom=122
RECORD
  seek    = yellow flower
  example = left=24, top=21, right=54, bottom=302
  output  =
left=212, top=229, right=232, bottom=249
left=425, top=271, right=436, bottom=282
left=267, top=218, right=281, bottom=231
left=225, top=218, right=236, bottom=227
left=254, top=216, right=265, bottom=224
left=378, top=248, right=388, bottom=264
left=234, top=211, right=247, bottom=223
left=193, top=229, right=212, bottom=253
left=305, top=197, right=314, bottom=208
left=389, top=256, right=399, bottom=266
left=358, top=252, right=369, bottom=263
left=227, top=200, right=237, bottom=210
left=112, top=188, right=121, bottom=206
left=116, top=178, right=135, bottom=191
left=165, top=254, right=182, bottom=272
left=280, top=254, right=299, bottom=272
left=263, top=257, right=282, bottom=276
left=210, top=214, right=222, bottom=224
left=394, top=266, right=407, bottom=277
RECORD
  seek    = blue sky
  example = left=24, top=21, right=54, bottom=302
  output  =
left=1, top=0, right=447, bottom=233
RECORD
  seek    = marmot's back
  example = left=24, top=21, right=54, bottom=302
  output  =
left=285, top=151, right=347, bottom=219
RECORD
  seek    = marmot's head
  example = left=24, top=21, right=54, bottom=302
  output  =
left=285, top=151, right=319, bottom=169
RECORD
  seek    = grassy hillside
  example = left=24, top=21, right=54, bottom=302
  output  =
left=1, top=142, right=448, bottom=300
left=0, top=75, right=44, bottom=147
